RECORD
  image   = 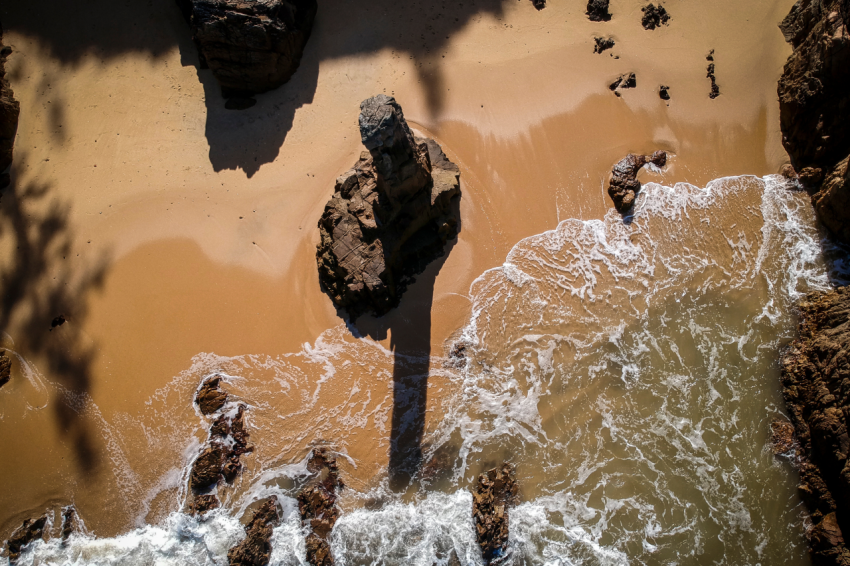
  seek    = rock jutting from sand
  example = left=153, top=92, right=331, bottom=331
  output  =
left=586, top=0, right=612, bottom=22
left=778, top=0, right=850, bottom=243
left=316, top=95, right=461, bottom=320
left=0, top=24, right=20, bottom=189
left=298, top=448, right=344, bottom=566
left=5, top=515, right=47, bottom=562
left=227, top=497, right=281, bottom=566
left=659, top=85, right=671, bottom=100
left=195, top=375, right=228, bottom=414
left=473, top=463, right=518, bottom=564
left=706, top=50, right=721, bottom=99
left=609, top=72, right=637, bottom=96
left=641, top=3, right=670, bottom=30
left=593, top=37, right=615, bottom=53
left=177, top=0, right=318, bottom=99
left=781, top=287, right=850, bottom=565
left=607, top=151, right=667, bottom=213
left=530, top=0, right=546, bottom=10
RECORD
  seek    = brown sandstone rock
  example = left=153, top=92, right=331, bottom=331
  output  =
left=473, top=463, right=518, bottom=564
left=190, top=494, right=220, bottom=515
left=316, top=96, right=461, bottom=320
left=771, top=418, right=797, bottom=455
left=5, top=515, right=47, bottom=562
left=299, top=448, right=343, bottom=566
left=0, top=25, right=20, bottom=189
left=607, top=151, right=667, bottom=213
left=227, top=497, right=281, bottom=566
left=196, top=376, right=228, bottom=414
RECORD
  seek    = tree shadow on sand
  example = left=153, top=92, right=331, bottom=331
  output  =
left=0, top=153, right=109, bottom=473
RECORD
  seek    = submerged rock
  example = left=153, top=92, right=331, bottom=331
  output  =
left=299, top=448, right=343, bottom=566
left=196, top=376, right=228, bottom=414
left=316, top=95, right=461, bottom=320
left=607, top=151, right=667, bottom=213
left=180, top=0, right=318, bottom=97
left=593, top=37, right=615, bottom=54
left=473, top=463, right=518, bottom=564
left=0, top=25, right=20, bottom=189
left=659, top=85, right=671, bottom=100
left=586, top=0, right=612, bottom=22
left=227, top=497, right=281, bottom=566
left=5, top=515, right=48, bottom=562
left=641, top=3, right=670, bottom=30
left=781, top=287, right=850, bottom=565
left=0, top=349, right=11, bottom=388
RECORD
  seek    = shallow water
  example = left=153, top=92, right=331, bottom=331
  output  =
left=9, top=174, right=847, bottom=565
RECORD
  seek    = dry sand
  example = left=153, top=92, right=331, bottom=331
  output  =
left=0, top=0, right=795, bottom=536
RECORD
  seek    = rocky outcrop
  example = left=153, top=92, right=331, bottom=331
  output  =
left=586, top=0, right=612, bottom=22
left=179, top=0, right=318, bottom=98
left=316, top=95, right=461, bottom=320
left=227, top=497, right=281, bottom=566
left=641, top=4, right=670, bottom=30
left=298, top=448, right=343, bottom=566
left=5, top=515, right=47, bottom=562
left=0, top=349, right=11, bottom=388
left=530, top=0, right=546, bottom=10
left=607, top=151, right=667, bottom=213
left=196, top=375, right=228, bottom=414
left=609, top=72, right=637, bottom=96
left=593, top=37, right=615, bottom=54
left=0, top=25, right=20, bottom=189
left=781, top=287, right=850, bottom=565
left=777, top=0, right=850, bottom=242
left=473, top=464, right=518, bottom=564
left=706, top=50, right=720, bottom=99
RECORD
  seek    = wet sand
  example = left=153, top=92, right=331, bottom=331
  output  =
left=0, top=0, right=795, bottom=537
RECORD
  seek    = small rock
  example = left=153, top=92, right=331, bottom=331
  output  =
left=641, top=3, right=670, bottom=30
left=659, top=85, right=671, bottom=100
left=196, top=376, right=228, bottom=415
left=51, top=315, right=66, bottom=328
left=586, top=0, right=612, bottom=22
left=593, top=37, right=615, bottom=54
left=189, top=442, right=226, bottom=491
left=609, top=72, right=637, bottom=94
left=530, top=0, right=545, bottom=9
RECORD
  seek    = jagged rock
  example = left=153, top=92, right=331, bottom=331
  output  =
left=473, top=464, right=518, bottom=564
left=227, top=497, right=281, bottom=566
left=189, top=402, right=253, bottom=491
left=210, top=414, right=231, bottom=437
left=196, top=376, right=228, bottom=414
left=641, top=4, right=670, bottom=30
left=706, top=50, right=721, bottom=99
left=778, top=0, right=850, bottom=244
left=659, top=85, right=671, bottom=100
left=60, top=506, right=79, bottom=540
left=180, top=0, right=318, bottom=97
left=316, top=95, right=461, bottom=320
left=781, top=287, right=850, bottom=565
left=190, top=494, right=220, bottom=515
left=190, top=442, right=226, bottom=491
left=530, top=0, right=546, bottom=9
left=609, top=72, right=636, bottom=96
left=771, top=418, right=797, bottom=455
left=586, top=0, right=612, bottom=22
left=607, top=151, right=667, bottom=213
left=0, top=25, right=20, bottom=189
left=0, top=349, right=11, bottom=388
left=593, top=37, right=615, bottom=54
left=299, top=448, right=343, bottom=566
left=5, top=515, right=47, bottom=562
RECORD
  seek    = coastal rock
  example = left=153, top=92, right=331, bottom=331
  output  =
left=190, top=494, right=220, bottom=515
left=659, top=85, right=671, bottom=100
left=609, top=72, right=636, bottom=96
left=473, top=463, right=518, bottom=564
left=0, top=349, right=11, bottom=388
left=181, top=0, right=318, bottom=97
left=5, top=515, right=47, bottom=562
left=641, top=4, right=670, bottom=30
left=593, top=37, right=615, bottom=54
left=586, top=0, right=612, bottom=22
left=189, top=442, right=226, bottom=491
left=530, top=0, right=546, bottom=10
left=0, top=25, right=20, bottom=189
left=706, top=51, right=721, bottom=99
left=607, top=151, right=667, bottom=213
left=812, top=156, right=850, bottom=242
left=781, top=287, right=850, bottom=565
left=189, top=403, right=253, bottom=492
left=298, top=448, right=343, bottom=566
left=316, top=95, right=461, bottom=320
left=196, top=375, right=228, bottom=414
left=227, top=497, right=281, bottom=566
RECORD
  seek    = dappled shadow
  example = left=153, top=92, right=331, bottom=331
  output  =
left=0, top=153, right=109, bottom=472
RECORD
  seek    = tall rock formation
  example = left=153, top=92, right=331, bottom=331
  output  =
left=782, top=287, right=850, bottom=566
left=316, top=95, right=461, bottom=320
left=0, top=24, right=20, bottom=188
left=777, top=0, right=850, bottom=241
left=178, top=0, right=318, bottom=97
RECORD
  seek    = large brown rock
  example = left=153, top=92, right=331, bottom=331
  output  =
left=0, top=25, right=20, bottom=189
left=196, top=375, right=228, bottom=414
left=782, top=287, right=850, bottom=565
left=473, top=463, right=518, bottom=564
left=227, top=497, right=281, bottom=566
left=607, top=151, right=667, bottom=213
left=316, top=95, right=461, bottom=320
left=5, top=515, right=47, bottom=562
left=181, top=0, right=318, bottom=97
left=298, top=448, right=343, bottom=566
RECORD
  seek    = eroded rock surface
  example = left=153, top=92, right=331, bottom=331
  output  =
left=316, top=95, right=461, bottom=320
left=473, top=464, right=518, bottom=564
left=298, top=448, right=343, bottom=566
left=196, top=375, right=228, bottom=414
left=587, top=0, right=612, bottom=21
left=0, top=25, right=20, bottom=189
left=180, top=0, right=318, bottom=97
left=607, top=151, right=667, bottom=213
left=641, top=3, right=670, bottom=29
left=5, top=515, right=47, bottom=562
left=227, top=497, right=281, bottom=566
left=781, top=287, right=850, bottom=565
left=778, top=0, right=850, bottom=242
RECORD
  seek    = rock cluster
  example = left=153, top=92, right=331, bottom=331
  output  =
left=227, top=497, right=281, bottom=566
left=706, top=50, right=720, bottom=99
left=641, top=4, right=670, bottom=30
left=0, top=25, right=20, bottom=189
left=607, top=151, right=667, bottom=213
left=473, top=464, right=518, bottom=564
left=778, top=0, right=850, bottom=243
left=781, top=287, right=850, bottom=565
left=586, top=0, right=612, bottom=22
left=298, top=448, right=343, bottom=566
left=593, top=37, right=615, bottom=54
left=316, top=95, right=461, bottom=320
left=5, top=515, right=47, bottom=562
left=178, top=0, right=318, bottom=98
